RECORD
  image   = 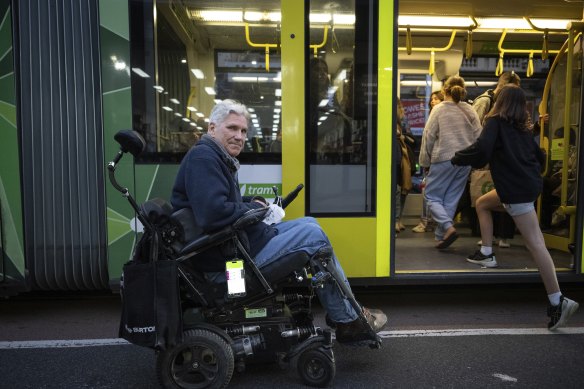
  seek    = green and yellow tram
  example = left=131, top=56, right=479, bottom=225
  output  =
left=1, top=0, right=583, bottom=294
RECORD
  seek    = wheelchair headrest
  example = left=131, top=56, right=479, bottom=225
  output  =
left=140, top=198, right=173, bottom=224
left=114, top=129, right=146, bottom=157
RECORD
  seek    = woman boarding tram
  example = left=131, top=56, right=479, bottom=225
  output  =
left=452, top=85, right=579, bottom=329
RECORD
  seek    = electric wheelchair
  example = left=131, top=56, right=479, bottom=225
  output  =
left=108, top=130, right=381, bottom=388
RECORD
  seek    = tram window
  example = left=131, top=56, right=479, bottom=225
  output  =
left=214, top=50, right=282, bottom=163
left=306, top=0, right=377, bottom=215
left=129, top=0, right=283, bottom=164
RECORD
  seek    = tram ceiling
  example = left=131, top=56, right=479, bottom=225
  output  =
left=399, top=0, right=583, bottom=20
left=397, top=0, right=582, bottom=76
left=164, top=0, right=583, bottom=53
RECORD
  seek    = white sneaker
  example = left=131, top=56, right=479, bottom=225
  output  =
left=548, top=296, right=579, bottom=330
left=412, top=223, right=426, bottom=233
left=498, top=239, right=511, bottom=248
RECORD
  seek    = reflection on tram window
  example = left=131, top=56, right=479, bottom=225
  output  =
left=215, top=50, right=282, bottom=161
left=307, top=0, right=377, bottom=215
left=308, top=57, right=352, bottom=164
left=129, top=0, right=283, bottom=164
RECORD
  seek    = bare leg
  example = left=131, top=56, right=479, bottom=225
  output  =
left=511, top=210, right=560, bottom=294
left=475, top=190, right=505, bottom=248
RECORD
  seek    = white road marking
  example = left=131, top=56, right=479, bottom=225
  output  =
left=493, top=373, right=518, bottom=382
left=377, top=327, right=584, bottom=338
left=0, top=338, right=130, bottom=349
left=1, top=327, right=583, bottom=349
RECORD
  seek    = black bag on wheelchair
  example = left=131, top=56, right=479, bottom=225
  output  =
left=119, top=258, right=183, bottom=349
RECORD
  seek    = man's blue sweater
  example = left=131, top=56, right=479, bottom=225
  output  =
left=171, top=137, right=277, bottom=271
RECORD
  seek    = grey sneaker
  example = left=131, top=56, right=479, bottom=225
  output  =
left=335, top=307, right=387, bottom=344
left=548, top=296, right=579, bottom=330
left=466, top=250, right=498, bottom=268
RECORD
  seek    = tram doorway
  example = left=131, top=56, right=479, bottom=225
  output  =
left=394, top=0, right=583, bottom=280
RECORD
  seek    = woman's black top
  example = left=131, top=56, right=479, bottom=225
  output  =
left=452, top=116, right=545, bottom=204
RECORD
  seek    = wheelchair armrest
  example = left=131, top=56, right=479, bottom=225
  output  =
left=179, top=225, right=235, bottom=256
left=178, top=207, right=268, bottom=257
left=233, top=207, right=269, bottom=230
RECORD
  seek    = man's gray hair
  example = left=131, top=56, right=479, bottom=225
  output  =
left=209, top=99, right=251, bottom=126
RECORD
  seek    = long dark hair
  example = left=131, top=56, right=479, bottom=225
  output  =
left=429, top=90, right=444, bottom=110
left=485, top=84, right=529, bottom=131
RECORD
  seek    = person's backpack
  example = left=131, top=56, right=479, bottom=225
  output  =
left=471, top=89, right=495, bottom=112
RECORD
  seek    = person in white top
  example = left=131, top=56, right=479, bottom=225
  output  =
left=419, top=76, right=482, bottom=249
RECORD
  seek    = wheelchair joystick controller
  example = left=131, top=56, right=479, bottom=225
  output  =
left=272, top=186, right=282, bottom=207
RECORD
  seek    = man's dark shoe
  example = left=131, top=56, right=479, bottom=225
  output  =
left=335, top=307, right=387, bottom=344
left=325, top=314, right=337, bottom=329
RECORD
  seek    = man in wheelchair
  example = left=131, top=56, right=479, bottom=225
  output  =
left=171, top=99, right=387, bottom=344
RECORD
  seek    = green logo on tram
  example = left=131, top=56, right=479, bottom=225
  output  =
left=240, top=184, right=282, bottom=197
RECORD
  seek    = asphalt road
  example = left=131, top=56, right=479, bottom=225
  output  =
left=1, top=284, right=583, bottom=388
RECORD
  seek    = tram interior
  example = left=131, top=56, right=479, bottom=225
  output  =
left=129, top=0, right=582, bottom=277
left=395, top=0, right=581, bottom=275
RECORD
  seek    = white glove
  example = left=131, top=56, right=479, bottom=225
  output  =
left=262, top=203, right=285, bottom=225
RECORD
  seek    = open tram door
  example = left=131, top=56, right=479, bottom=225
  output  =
left=393, top=1, right=584, bottom=283
left=538, top=22, right=584, bottom=272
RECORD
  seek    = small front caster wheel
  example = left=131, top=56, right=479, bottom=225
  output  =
left=297, top=348, right=335, bottom=387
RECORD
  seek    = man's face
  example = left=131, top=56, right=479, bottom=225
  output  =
left=208, top=113, right=248, bottom=157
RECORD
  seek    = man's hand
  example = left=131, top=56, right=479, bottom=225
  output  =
left=262, top=203, right=285, bottom=225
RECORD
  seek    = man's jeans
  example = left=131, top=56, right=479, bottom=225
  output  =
left=207, top=217, right=358, bottom=323
left=255, top=217, right=358, bottom=323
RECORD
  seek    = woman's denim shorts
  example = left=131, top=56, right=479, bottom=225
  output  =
left=502, top=202, right=534, bottom=217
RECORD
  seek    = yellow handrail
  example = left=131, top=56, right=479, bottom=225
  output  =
left=398, top=30, right=457, bottom=53
left=496, top=29, right=563, bottom=77
left=498, top=29, right=562, bottom=55
left=538, top=33, right=581, bottom=176
left=560, top=28, right=574, bottom=207
left=245, top=23, right=279, bottom=71
left=245, top=24, right=331, bottom=67
left=536, top=28, right=581, bottom=247
left=527, top=52, right=534, bottom=77
left=495, top=53, right=504, bottom=76
left=524, top=17, right=568, bottom=34
left=465, top=30, right=473, bottom=59
left=309, top=26, right=329, bottom=57
left=429, top=50, right=435, bottom=75
left=185, top=87, right=196, bottom=118
left=398, top=30, right=457, bottom=76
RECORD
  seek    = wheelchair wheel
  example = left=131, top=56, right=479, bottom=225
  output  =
left=156, top=328, right=234, bottom=389
left=296, top=347, right=335, bottom=387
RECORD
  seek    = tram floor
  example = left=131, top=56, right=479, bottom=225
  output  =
left=394, top=223, right=574, bottom=273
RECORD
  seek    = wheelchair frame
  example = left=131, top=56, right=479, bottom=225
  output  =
left=108, top=130, right=380, bottom=388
